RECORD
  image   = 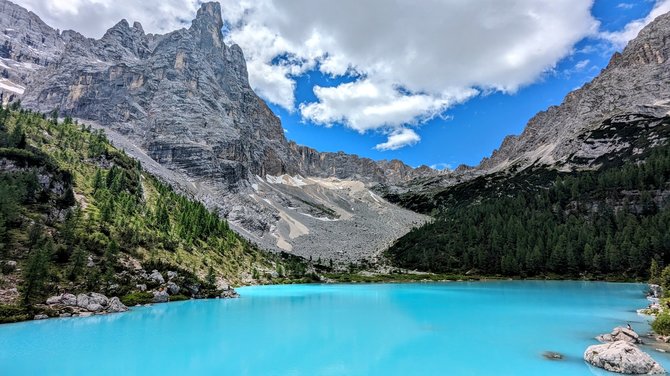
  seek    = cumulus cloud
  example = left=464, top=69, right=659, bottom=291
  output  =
left=574, top=59, right=591, bottom=70
left=299, top=79, right=476, bottom=133
left=217, top=0, right=599, bottom=149
left=374, top=128, right=421, bottom=151
left=14, top=0, right=200, bottom=38
left=602, top=0, right=670, bottom=48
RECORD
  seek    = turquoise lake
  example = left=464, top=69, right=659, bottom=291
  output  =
left=0, top=281, right=665, bottom=375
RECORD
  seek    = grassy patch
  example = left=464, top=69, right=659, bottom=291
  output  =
left=120, top=291, right=154, bottom=306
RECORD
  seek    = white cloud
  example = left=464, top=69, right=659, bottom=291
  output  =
left=299, top=79, right=476, bottom=133
left=574, top=59, right=590, bottom=70
left=218, top=0, right=599, bottom=149
left=602, top=0, right=670, bottom=48
left=617, top=3, right=635, bottom=10
left=374, top=128, right=421, bottom=151
left=14, top=0, right=200, bottom=38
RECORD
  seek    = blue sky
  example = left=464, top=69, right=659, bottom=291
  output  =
left=263, top=1, right=659, bottom=169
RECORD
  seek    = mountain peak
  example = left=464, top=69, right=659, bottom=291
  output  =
left=192, top=2, right=223, bottom=32
left=190, top=2, right=224, bottom=49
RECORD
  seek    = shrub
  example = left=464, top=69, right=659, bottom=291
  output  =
left=168, top=294, right=189, bottom=302
left=120, top=291, right=153, bottom=306
left=652, top=313, right=670, bottom=335
left=0, top=304, right=29, bottom=323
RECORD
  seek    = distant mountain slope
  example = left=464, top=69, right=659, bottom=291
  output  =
left=0, top=0, right=431, bottom=261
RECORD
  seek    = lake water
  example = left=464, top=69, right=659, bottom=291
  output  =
left=0, top=281, right=665, bottom=375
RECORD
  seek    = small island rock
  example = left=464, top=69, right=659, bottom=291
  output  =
left=584, top=341, right=665, bottom=374
left=597, top=327, right=641, bottom=344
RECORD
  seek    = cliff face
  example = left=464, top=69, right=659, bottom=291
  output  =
left=0, top=0, right=429, bottom=261
left=0, top=0, right=63, bottom=102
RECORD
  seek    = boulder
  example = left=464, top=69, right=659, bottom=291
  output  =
left=62, top=293, right=77, bottom=306
left=152, top=290, right=169, bottom=303
left=78, top=312, right=93, bottom=318
left=86, top=303, right=104, bottom=312
left=136, top=284, right=147, bottom=292
left=33, top=314, right=48, bottom=320
left=46, top=295, right=62, bottom=305
left=59, top=313, right=72, bottom=318
left=167, top=271, right=177, bottom=280
left=89, top=292, right=109, bottom=307
left=167, top=281, right=180, bottom=295
left=220, top=288, right=240, bottom=299
left=597, top=327, right=641, bottom=344
left=186, top=284, right=200, bottom=295
left=148, top=270, right=165, bottom=284
left=76, top=293, right=89, bottom=308
left=584, top=341, right=665, bottom=374
left=106, top=297, right=128, bottom=313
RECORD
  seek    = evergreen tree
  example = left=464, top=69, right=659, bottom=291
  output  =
left=21, top=241, right=53, bottom=306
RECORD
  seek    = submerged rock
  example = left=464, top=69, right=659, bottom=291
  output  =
left=584, top=341, right=665, bottom=374
left=597, top=327, right=642, bottom=344
left=542, top=351, right=564, bottom=360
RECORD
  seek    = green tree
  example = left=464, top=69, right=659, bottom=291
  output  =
left=650, top=259, right=662, bottom=285
left=21, top=241, right=53, bottom=306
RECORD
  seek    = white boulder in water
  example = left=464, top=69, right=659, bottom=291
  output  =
left=584, top=341, right=665, bottom=374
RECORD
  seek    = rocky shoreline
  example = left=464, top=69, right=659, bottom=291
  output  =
left=29, top=269, right=240, bottom=322
left=582, top=284, right=667, bottom=374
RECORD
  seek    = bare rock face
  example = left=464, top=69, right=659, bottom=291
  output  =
left=0, top=0, right=64, bottom=102
left=584, top=341, right=665, bottom=374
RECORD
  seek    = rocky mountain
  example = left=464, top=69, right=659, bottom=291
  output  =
left=0, top=0, right=64, bottom=103
left=0, top=0, right=430, bottom=262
